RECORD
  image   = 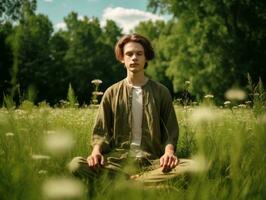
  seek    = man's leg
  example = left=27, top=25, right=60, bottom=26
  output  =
left=68, top=156, right=129, bottom=179
left=131, top=158, right=199, bottom=183
left=68, top=156, right=130, bottom=197
left=68, top=157, right=93, bottom=178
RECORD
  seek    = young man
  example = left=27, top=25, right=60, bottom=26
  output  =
left=69, top=34, right=194, bottom=183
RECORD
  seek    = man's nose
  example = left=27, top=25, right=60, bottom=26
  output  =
left=132, top=54, right=138, bottom=60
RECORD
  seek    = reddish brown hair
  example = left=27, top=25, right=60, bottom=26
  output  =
left=114, top=33, right=155, bottom=68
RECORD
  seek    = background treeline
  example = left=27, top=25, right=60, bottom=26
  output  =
left=0, top=0, right=125, bottom=105
left=0, top=0, right=265, bottom=106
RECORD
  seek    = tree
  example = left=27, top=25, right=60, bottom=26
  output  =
left=0, top=0, right=36, bottom=23
left=147, top=0, right=266, bottom=102
left=134, top=20, right=179, bottom=95
left=0, top=0, right=37, bottom=104
left=62, top=13, right=124, bottom=104
left=0, top=22, right=13, bottom=103
left=62, top=13, right=101, bottom=103
left=100, top=20, right=125, bottom=87
left=8, top=13, right=53, bottom=103
left=1, top=5, right=125, bottom=105
left=101, top=20, right=122, bottom=47
left=45, top=32, right=69, bottom=104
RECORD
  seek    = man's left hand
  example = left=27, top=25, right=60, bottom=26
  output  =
left=160, top=152, right=179, bottom=172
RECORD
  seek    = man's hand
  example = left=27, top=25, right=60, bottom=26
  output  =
left=160, top=144, right=179, bottom=172
left=87, top=145, right=104, bottom=167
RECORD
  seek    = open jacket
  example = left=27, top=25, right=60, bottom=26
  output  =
left=91, top=78, right=179, bottom=160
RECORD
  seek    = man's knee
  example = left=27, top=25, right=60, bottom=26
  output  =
left=68, top=156, right=87, bottom=175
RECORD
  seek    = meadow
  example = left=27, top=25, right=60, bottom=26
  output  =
left=0, top=101, right=265, bottom=200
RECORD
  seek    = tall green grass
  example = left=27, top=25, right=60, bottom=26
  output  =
left=0, top=104, right=265, bottom=199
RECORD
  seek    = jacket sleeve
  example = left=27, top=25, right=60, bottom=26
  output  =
left=160, top=87, right=179, bottom=151
left=91, top=88, right=113, bottom=153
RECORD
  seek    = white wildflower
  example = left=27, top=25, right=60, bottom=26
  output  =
left=91, top=79, right=102, bottom=85
left=32, top=154, right=51, bottom=160
left=185, top=81, right=191, bottom=86
left=92, top=99, right=98, bottom=104
left=42, top=177, right=84, bottom=199
left=184, top=106, right=191, bottom=110
left=92, top=91, right=104, bottom=96
left=225, top=88, right=246, bottom=101
left=43, top=130, right=74, bottom=155
left=5, top=132, right=14, bottom=137
left=192, top=101, right=198, bottom=106
left=224, top=101, right=231, bottom=105
left=176, top=98, right=182, bottom=102
left=238, top=104, right=246, bottom=108
left=38, top=170, right=48, bottom=175
left=245, top=101, right=252, bottom=105
left=15, top=109, right=27, bottom=115
left=204, top=94, right=214, bottom=99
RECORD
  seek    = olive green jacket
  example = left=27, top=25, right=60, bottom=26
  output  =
left=91, top=79, right=178, bottom=160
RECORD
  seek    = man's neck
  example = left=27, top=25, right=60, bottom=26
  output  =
left=126, top=72, right=147, bottom=87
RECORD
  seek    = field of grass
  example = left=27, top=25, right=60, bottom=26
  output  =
left=0, top=102, right=265, bottom=200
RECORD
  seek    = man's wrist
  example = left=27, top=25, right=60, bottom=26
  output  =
left=164, top=144, right=175, bottom=155
left=92, top=144, right=102, bottom=154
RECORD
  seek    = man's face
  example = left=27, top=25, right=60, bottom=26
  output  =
left=122, top=42, right=147, bottom=74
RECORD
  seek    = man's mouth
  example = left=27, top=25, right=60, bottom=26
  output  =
left=130, top=63, right=139, bottom=66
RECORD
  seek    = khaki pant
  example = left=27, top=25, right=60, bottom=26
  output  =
left=68, top=156, right=197, bottom=184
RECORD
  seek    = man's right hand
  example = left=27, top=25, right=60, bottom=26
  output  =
left=87, top=145, right=104, bottom=167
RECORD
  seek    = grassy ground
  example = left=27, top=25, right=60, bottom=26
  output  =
left=0, top=103, right=265, bottom=200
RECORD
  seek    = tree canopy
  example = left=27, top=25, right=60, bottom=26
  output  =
left=0, top=0, right=36, bottom=23
left=0, top=0, right=265, bottom=105
left=144, top=0, right=266, bottom=101
left=0, top=1, right=124, bottom=105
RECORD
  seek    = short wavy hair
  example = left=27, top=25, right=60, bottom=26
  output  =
left=114, top=33, right=155, bottom=68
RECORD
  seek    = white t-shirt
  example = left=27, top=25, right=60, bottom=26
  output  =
left=125, top=78, right=144, bottom=147
left=131, top=85, right=143, bottom=146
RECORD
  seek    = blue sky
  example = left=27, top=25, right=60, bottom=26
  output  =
left=36, top=0, right=168, bottom=33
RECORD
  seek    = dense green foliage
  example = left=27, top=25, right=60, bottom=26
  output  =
left=0, top=105, right=265, bottom=199
left=0, top=0, right=36, bottom=22
left=0, top=0, right=265, bottom=105
left=0, top=1, right=124, bottom=105
left=143, top=0, right=266, bottom=101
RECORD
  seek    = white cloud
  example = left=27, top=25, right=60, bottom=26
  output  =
left=78, top=15, right=84, bottom=21
left=101, top=7, right=165, bottom=33
left=54, top=22, right=67, bottom=31
left=53, top=15, right=95, bottom=32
